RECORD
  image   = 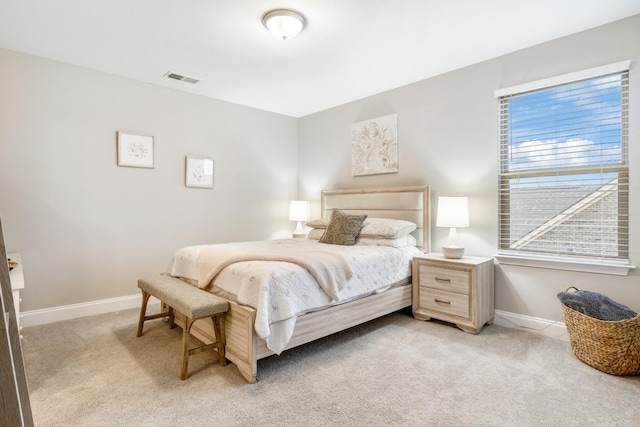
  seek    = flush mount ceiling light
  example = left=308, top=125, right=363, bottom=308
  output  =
left=262, top=9, right=307, bottom=41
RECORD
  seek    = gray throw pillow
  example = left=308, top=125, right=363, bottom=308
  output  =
left=319, top=210, right=367, bottom=246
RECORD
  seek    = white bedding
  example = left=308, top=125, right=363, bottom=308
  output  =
left=166, top=239, right=421, bottom=354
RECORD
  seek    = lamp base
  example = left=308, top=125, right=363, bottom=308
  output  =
left=292, top=221, right=306, bottom=239
left=442, top=246, right=465, bottom=259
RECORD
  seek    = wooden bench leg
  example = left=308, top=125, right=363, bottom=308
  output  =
left=181, top=317, right=195, bottom=380
left=168, top=305, right=175, bottom=328
left=161, top=302, right=176, bottom=329
left=212, top=314, right=227, bottom=367
left=137, top=291, right=175, bottom=337
left=137, top=291, right=151, bottom=337
left=180, top=314, right=227, bottom=380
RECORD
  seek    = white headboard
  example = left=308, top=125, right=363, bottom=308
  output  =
left=321, top=185, right=431, bottom=251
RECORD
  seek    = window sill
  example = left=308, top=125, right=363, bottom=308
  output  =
left=494, top=254, right=636, bottom=276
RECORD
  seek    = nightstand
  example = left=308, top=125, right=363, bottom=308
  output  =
left=412, top=253, right=494, bottom=334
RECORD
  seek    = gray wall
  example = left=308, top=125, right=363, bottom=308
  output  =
left=1, top=15, right=638, bottom=323
left=298, top=15, right=640, bottom=321
left=0, top=49, right=299, bottom=311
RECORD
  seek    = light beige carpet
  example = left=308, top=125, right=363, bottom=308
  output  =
left=22, top=307, right=639, bottom=426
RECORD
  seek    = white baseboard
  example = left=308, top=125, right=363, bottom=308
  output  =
left=493, top=309, right=569, bottom=342
left=21, top=294, right=160, bottom=328
left=22, top=295, right=568, bottom=343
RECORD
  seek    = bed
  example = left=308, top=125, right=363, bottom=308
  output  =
left=167, top=185, right=430, bottom=383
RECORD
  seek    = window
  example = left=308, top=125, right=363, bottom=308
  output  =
left=495, top=62, right=629, bottom=267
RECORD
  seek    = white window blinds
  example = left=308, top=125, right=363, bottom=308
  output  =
left=496, top=64, right=629, bottom=262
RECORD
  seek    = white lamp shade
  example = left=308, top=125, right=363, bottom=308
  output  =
left=289, top=200, right=309, bottom=222
left=436, top=197, right=469, bottom=228
left=262, top=10, right=306, bottom=41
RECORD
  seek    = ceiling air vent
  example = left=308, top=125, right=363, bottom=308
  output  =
left=164, top=71, right=200, bottom=84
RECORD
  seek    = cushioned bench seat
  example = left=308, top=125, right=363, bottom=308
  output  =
left=137, top=274, right=229, bottom=380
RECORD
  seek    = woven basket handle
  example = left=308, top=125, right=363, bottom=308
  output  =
left=565, top=286, right=579, bottom=292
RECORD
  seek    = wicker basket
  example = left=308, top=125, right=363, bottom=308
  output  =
left=561, top=287, right=640, bottom=375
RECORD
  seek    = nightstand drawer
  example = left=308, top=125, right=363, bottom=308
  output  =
left=419, top=288, right=469, bottom=318
left=417, top=265, right=469, bottom=294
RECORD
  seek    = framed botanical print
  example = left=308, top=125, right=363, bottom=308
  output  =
left=117, top=131, right=154, bottom=168
left=185, top=156, right=214, bottom=188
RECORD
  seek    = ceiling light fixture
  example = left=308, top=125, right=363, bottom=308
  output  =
left=262, top=9, right=307, bottom=41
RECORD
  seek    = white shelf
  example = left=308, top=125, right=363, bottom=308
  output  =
left=7, top=252, right=24, bottom=332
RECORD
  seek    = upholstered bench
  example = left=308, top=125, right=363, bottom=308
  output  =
left=136, top=274, right=229, bottom=380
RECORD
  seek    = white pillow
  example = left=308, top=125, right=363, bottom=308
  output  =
left=356, top=234, right=417, bottom=247
left=308, top=228, right=417, bottom=247
left=359, top=218, right=417, bottom=238
left=306, top=218, right=330, bottom=229
left=307, top=228, right=325, bottom=240
left=307, top=216, right=416, bottom=239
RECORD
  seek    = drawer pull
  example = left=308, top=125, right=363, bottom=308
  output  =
left=435, top=277, right=451, bottom=283
left=434, top=299, right=451, bottom=305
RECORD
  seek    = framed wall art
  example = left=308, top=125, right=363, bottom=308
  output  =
left=117, top=131, right=154, bottom=168
left=185, top=156, right=214, bottom=188
left=351, top=113, right=398, bottom=176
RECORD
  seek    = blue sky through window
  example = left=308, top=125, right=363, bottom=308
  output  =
left=507, top=75, right=623, bottom=173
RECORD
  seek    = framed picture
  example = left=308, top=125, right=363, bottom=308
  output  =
left=351, top=113, right=398, bottom=176
left=185, top=156, right=214, bottom=188
left=117, top=131, right=154, bottom=168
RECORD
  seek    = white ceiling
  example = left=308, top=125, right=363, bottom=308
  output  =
left=1, top=0, right=639, bottom=118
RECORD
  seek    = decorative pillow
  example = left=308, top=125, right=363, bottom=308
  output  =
left=356, top=234, right=417, bottom=247
left=319, top=210, right=367, bottom=246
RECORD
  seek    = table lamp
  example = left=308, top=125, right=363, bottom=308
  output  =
left=289, top=200, right=309, bottom=238
left=436, top=196, right=469, bottom=259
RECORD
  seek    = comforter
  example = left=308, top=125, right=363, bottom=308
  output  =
left=166, top=239, right=421, bottom=353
